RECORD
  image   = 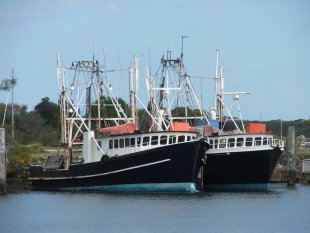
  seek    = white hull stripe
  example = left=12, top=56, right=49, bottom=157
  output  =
left=94, top=158, right=171, bottom=177
left=30, top=158, right=171, bottom=180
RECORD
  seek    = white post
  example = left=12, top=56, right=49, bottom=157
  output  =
left=0, top=128, right=6, bottom=194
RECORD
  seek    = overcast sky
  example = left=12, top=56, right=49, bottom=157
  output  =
left=0, top=0, right=309, bottom=121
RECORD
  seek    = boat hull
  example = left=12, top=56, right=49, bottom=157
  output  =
left=303, top=173, right=310, bottom=184
left=29, top=140, right=206, bottom=192
left=203, top=147, right=282, bottom=191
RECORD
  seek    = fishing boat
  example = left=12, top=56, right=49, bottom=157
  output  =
left=146, top=48, right=284, bottom=191
left=201, top=50, right=284, bottom=191
left=28, top=56, right=207, bottom=192
left=204, top=131, right=284, bottom=190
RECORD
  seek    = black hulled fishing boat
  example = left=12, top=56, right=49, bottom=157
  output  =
left=201, top=50, right=284, bottom=191
left=28, top=56, right=207, bottom=192
left=146, top=47, right=284, bottom=191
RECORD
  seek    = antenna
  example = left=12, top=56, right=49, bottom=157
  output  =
left=92, top=33, right=95, bottom=61
left=148, top=45, right=151, bottom=76
left=259, top=78, right=263, bottom=121
left=102, top=48, right=106, bottom=74
left=181, top=35, right=188, bottom=60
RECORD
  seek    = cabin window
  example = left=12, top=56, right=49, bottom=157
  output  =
left=151, top=136, right=159, bottom=145
left=131, top=138, right=136, bottom=147
left=228, top=138, right=235, bottom=147
left=109, top=140, right=113, bottom=149
left=120, top=138, right=124, bottom=148
left=192, top=136, right=196, bottom=140
left=169, top=135, right=177, bottom=144
left=214, top=139, right=218, bottom=149
left=160, top=135, right=167, bottom=145
left=255, top=137, right=262, bottom=146
left=178, top=135, right=185, bottom=143
left=187, top=136, right=191, bottom=141
left=114, top=139, right=119, bottom=148
left=209, top=139, right=214, bottom=149
left=125, top=138, right=130, bottom=147
left=142, top=136, right=150, bottom=146
left=263, top=137, right=268, bottom=145
left=245, top=137, right=253, bottom=146
left=268, top=138, right=272, bottom=145
left=236, top=138, right=244, bottom=147
left=137, top=137, right=141, bottom=146
left=219, top=139, right=226, bottom=148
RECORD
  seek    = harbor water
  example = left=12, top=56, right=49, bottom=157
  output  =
left=1, top=183, right=310, bottom=233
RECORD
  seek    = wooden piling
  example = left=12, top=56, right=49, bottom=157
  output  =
left=0, top=128, right=6, bottom=194
left=287, top=126, right=296, bottom=186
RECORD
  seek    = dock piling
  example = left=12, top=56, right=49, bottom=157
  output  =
left=287, top=126, right=296, bottom=186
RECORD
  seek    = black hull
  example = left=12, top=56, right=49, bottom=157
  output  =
left=203, top=147, right=282, bottom=191
left=29, top=140, right=206, bottom=192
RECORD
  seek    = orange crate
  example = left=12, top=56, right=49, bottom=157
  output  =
left=169, top=122, right=190, bottom=131
left=245, top=123, right=266, bottom=134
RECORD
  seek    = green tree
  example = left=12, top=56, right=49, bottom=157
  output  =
left=90, top=96, right=129, bottom=127
left=34, top=97, right=59, bottom=128
left=0, top=77, right=17, bottom=91
left=305, top=119, right=310, bottom=126
left=17, top=111, right=58, bottom=146
left=171, top=107, right=203, bottom=117
left=0, top=75, right=17, bottom=142
left=98, top=96, right=128, bottom=118
left=137, top=108, right=150, bottom=132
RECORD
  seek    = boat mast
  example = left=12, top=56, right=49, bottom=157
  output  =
left=57, top=56, right=133, bottom=145
left=129, top=55, right=139, bottom=127
left=57, top=54, right=67, bottom=145
left=146, top=67, right=156, bottom=131
left=151, top=40, right=209, bottom=131
left=215, top=49, right=224, bottom=123
left=214, top=50, right=251, bottom=133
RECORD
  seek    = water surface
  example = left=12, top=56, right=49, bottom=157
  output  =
left=1, top=184, right=310, bottom=233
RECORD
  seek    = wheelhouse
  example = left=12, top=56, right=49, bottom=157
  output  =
left=97, top=131, right=200, bottom=158
left=207, top=134, right=284, bottom=151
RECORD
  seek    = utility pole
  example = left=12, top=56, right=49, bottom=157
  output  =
left=11, top=69, right=15, bottom=140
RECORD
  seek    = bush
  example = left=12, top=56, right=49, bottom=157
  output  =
left=7, top=143, right=32, bottom=177
left=26, top=144, right=46, bottom=154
